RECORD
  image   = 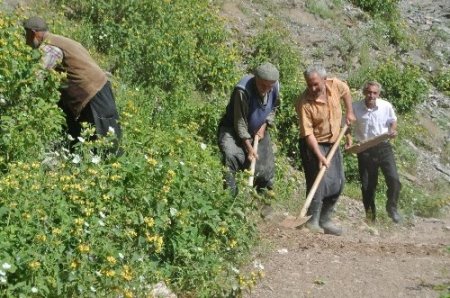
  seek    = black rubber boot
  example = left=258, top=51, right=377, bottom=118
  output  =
left=386, top=205, right=402, bottom=223
left=305, top=200, right=323, bottom=233
left=319, top=201, right=342, bottom=236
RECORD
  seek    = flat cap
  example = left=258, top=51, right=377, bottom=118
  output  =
left=254, top=62, right=279, bottom=81
left=23, top=16, right=48, bottom=31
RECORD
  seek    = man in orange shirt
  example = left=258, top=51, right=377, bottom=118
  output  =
left=295, top=64, right=355, bottom=235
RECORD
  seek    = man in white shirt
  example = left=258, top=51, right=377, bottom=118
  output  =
left=346, top=81, right=402, bottom=223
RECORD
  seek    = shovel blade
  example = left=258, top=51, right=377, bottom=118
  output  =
left=279, top=215, right=311, bottom=229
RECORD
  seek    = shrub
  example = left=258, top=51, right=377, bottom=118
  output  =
left=434, top=68, right=450, bottom=95
left=351, top=0, right=400, bottom=20
left=370, top=60, right=428, bottom=113
left=0, top=12, right=65, bottom=168
left=350, top=59, right=428, bottom=114
left=54, top=0, right=239, bottom=94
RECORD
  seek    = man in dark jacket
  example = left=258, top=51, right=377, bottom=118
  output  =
left=218, top=62, right=280, bottom=197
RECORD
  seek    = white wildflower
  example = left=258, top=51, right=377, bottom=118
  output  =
left=108, top=126, right=115, bottom=135
left=231, top=266, right=239, bottom=274
left=253, top=260, right=264, bottom=270
left=31, top=287, right=38, bottom=293
left=0, top=277, right=6, bottom=284
left=2, top=263, right=11, bottom=270
left=169, top=207, right=178, bottom=217
left=200, top=143, right=207, bottom=150
left=99, top=211, right=106, bottom=218
left=118, top=253, right=124, bottom=260
left=98, top=220, right=105, bottom=227
left=67, top=134, right=74, bottom=141
left=179, top=161, right=185, bottom=166
left=0, top=270, right=5, bottom=276
left=71, top=154, right=81, bottom=164
left=91, top=155, right=101, bottom=164
left=77, top=136, right=85, bottom=143
left=90, top=286, right=96, bottom=293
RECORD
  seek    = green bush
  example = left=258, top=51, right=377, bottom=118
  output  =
left=350, top=59, right=428, bottom=114
left=0, top=12, right=65, bottom=167
left=54, top=0, right=239, bottom=94
left=351, top=0, right=400, bottom=20
left=370, top=60, right=428, bottom=113
left=434, top=68, right=450, bottom=95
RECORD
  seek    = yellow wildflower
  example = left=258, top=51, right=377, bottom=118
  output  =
left=77, top=244, right=90, bottom=254
left=144, top=217, right=155, bottom=228
left=106, top=256, right=117, bottom=265
left=105, top=269, right=116, bottom=277
left=28, top=260, right=41, bottom=270
left=121, top=265, right=133, bottom=281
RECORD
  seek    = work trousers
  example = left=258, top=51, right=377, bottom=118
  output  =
left=299, top=138, right=344, bottom=210
left=357, top=141, right=401, bottom=216
left=60, top=81, right=122, bottom=154
left=218, top=126, right=274, bottom=195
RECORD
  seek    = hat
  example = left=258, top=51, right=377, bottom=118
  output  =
left=23, top=16, right=48, bottom=31
left=254, top=62, right=279, bottom=81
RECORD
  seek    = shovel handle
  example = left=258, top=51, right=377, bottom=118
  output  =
left=248, top=135, right=260, bottom=187
left=298, top=125, right=348, bottom=218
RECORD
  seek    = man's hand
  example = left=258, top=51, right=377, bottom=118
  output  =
left=344, top=134, right=353, bottom=150
left=388, top=129, right=398, bottom=138
left=256, top=123, right=267, bottom=140
left=345, top=111, right=356, bottom=125
left=318, top=154, right=329, bottom=168
left=244, top=139, right=259, bottom=162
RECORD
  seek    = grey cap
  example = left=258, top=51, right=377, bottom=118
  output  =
left=23, top=16, right=48, bottom=31
left=254, top=62, right=279, bottom=81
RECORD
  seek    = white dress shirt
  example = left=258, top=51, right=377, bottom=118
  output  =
left=352, top=98, right=397, bottom=142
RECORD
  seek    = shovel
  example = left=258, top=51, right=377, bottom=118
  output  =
left=279, top=125, right=348, bottom=229
left=248, top=135, right=260, bottom=187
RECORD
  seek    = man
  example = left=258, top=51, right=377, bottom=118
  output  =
left=23, top=16, right=121, bottom=153
left=295, top=64, right=355, bottom=236
left=218, top=62, right=280, bottom=197
left=346, top=81, right=401, bottom=223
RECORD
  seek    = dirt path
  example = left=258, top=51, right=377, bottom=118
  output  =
left=246, top=197, right=450, bottom=297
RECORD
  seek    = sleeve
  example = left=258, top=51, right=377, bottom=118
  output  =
left=295, top=96, right=313, bottom=138
left=386, top=101, right=397, bottom=125
left=41, top=45, right=63, bottom=70
left=233, top=90, right=252, bottom=140
left=337, top=79, right=351, bottom=99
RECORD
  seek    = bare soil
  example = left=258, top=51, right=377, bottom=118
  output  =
left=246, top=197, right=450, bottom=297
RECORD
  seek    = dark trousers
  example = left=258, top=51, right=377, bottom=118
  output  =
left=357, top=142, right=401, bottom=218
left=60, top=81, right=122, bottom=153
left=299, top=138, right=344, bottom=210
left=218, top=126, right=275, bottom=195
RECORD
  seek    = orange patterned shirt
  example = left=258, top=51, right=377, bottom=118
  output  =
left=295, top=78, right=350, bottom=143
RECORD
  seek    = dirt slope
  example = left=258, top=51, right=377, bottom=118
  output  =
left=246, top=197, right=450, bottom=297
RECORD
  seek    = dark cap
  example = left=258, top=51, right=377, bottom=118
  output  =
left=23, top=16, right=48, bottom=31
left=254, top=62, right=279, bottom=81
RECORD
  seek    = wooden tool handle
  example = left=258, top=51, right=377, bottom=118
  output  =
left=248, top=135, right=260, bottom=187
left=298, top=125, right=348, bottom=218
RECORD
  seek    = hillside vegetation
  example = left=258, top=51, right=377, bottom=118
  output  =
left=0, top=0, right=449, bottom=296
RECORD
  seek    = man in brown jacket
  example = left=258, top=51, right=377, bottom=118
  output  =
left=23, top=16, right=121, bottom=154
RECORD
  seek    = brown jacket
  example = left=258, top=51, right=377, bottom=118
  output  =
left=44, top=33, right=107, bottom=117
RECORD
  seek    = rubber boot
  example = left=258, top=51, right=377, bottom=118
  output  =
left=305, top=200, right=323, bottom=233
left=319, top=201, right=342, bottom=236
left=386, top=205, right=402, bottom=223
